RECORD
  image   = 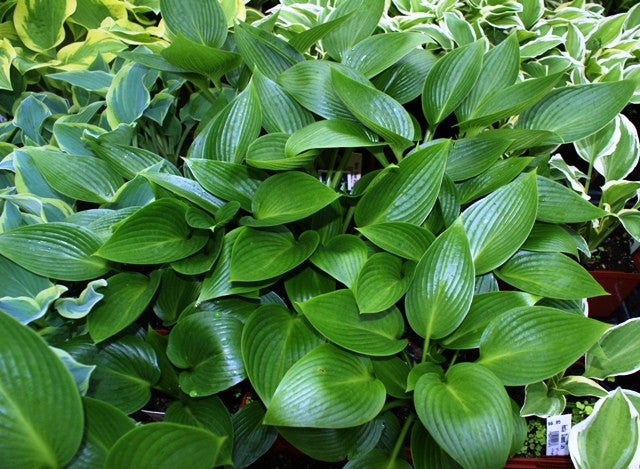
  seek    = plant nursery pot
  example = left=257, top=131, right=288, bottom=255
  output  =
left=587, top=270, right=640, bottom=318
left=504, top=456, right=573, bottom=468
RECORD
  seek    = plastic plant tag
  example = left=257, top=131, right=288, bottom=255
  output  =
left=546, top=414, right=571, bottom=456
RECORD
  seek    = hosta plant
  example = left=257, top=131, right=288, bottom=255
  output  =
left=1, top=1, right=640, bottom=468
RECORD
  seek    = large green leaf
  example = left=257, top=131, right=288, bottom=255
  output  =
left=242, top=172, right=340, bottom=226
left=160, top=34, right=241, bottom=82
left=68, top=397, right=135, bottom=469
left=14, top=0, right=76, bottom=52
left=87, top=271, right=160, bottom=343
left=516, top=81, right=635, bottom=143
left=372, top=357, right=410, bottom=399
left=372, top=49, right=437, bottom=105
left=202, top=83, right=261, bottom=163
left=0, top=311, right=83, bottom=468
left=310, top=234, right=368, bottom=288
left=445, top=135, right=510, bottom=182
left=246, top=133, right=318, bottom=170
left=411, top=420, right=462, bottom=469
left=167, top=312, right=245, bottom=397
left=298, top=290, right=407, bottom=356
left=230, top=227, right=318, bottom=282
left=458, top=157, right=533, bottom=204
left=569, top=390, right=640, bottom=469
left=285, top=120, right=379, bottom=157
left=461, top=171, right=537, bottom=275
left=343, top=32, right=429, bottom=79
left=0, top=223, right=109, bottom=281
left=522, top=223, right=588, bottom=257
left=105, top=63, right=150, bottom=128
left=23, top=147, right=123, bottom=203
left=332, top=68, right=414, bottom=150
left=357, top=222, right=434, bottom=261
left=414, top=362, right=512, bottom=469
left=165, top=396, right=233, bottom=466
left=405, top=219, right=475, bottom=339
left=185, top=158, right=266, bottom=212
left=422, top=40, right=484, bottom=127
left=442, top=291, right=538, bottom=350
left=355, top=140, right=450, bottom=226
left=478, top=306, right=610, bottom=385
left=585, top=318, right=640, bottom=379
left=264, top=343, right=386, bottom=428
left=241, top=304, right=322, bottom=406
left=105, top=423, right=225, bottom=469
left=235, top=21, right=303, bottom=80
left=495, top=251, right=607, bottom=300
left=96, top=199, right=209, bottom=264
left=160, top=0, right=227, bottom=48
left=231, top=402, right=278, bottom=468
left=456, top=33, right=519, bottom=121
left=536, top=176, right=608, bottom=223
left=88, top=336, right=160, bottom=414
left=141, top=172, right=224, bottom=215
left=354, top=252, right=413, bottom=313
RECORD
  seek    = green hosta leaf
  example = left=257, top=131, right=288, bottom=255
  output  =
left=160, top=0, right=227, bottom=48
left=554, top=376, right=607, bottom=398
left=495, top=251, right=607, bottom=300
left=332, top=68, right=414, bottom=150
left=0, top=223, right=109, bottom=281
left=357, top=222, right=434, bottom=261
left=460, top=73, right=562, bottom=130
left=516, top=81, right=635, bottom=143
left=55, top=278, right=106, bottom=319
left=67, top=397, right=135, bottom=469
left=619, top=209, right=640, bottom=241
left=445, top=135, right=510, bottom=182
left=13, top=95, right=50, bottom=145
left=235, top=21, right=303, bottom=80
left=140, top=172, right=224, bottom=215
left=537, top=176, right=607, bottom=223
left=230, top=227, right=319, bottom=282
left=285, top=120, right=378, bottom=157
left=104, top=423, right=225, bottom=469
left=343, top=32, right=429, bottom=79
left=53, top=122, right=106, bottom=156
left=355, top=140, right=449, bottom=226
left=88, top=336, right=160, bottom=414
left=242, top=304, right=322, bottom=406
left=458, top=157, right=534, bottom=204
left=285, top=266, right=335, bottom=309
left=49, top=70, right=113, bottom=91
left=24, top=147, right=123, bottom=203
left=405, top=219, right=474, bottom=339
left=145, top=330, right=180, bottom=398
left=322, top=0, right=385, bottom=60
left=185, top=159, right=266, bottom=212
left=456, top=34, right=519, bottom=121
left=69, top=0, right=127, bottom=30
left=242, top=172, right=339, bottom=226
left=411, top=420, right=462, bottom=469
left=152, top=269, right=200, bottom=325
left=522, top=223, right=586, bottom=256
left=247, top=133, right=318, bottom=170
left=462, top=171, right=537, bottom=275
left=106, top=63, right=150, bottom=128
left=0, top=311, right=84, bottom=468
left=414, top=362, right=512, bottom=469
left=96, top=199, right=209, bottom=264
left=202, top=83, right=261, bottom=163
left=167, top=312, right=245, bottom=397
left=252, top=71, right=314, bottom=134
left=520, top=381, right=566, bottom=417
left=569, top=390, right=640, bottom=469
left=165, top=396, right=233, bottom=466
left=354, top=252, right=413, bottom=314
left=372, top=356, right=410, bottom=399
left=422, top=40, right=484, bottom=127
left=264, top=343, right=386, bottom=428
left=14, top=0, right=76, bottom=52
left=288, top=9, right=355, bottom=52
left=277, top=61, right=367, bottom=121
left=372, top=49, right=437, bottom=105
left=310, top=234, right=368, bottom=288
left=231, top=402, right=277, bottom=468
left=298, top=290, right=407, bottom=356
left=442, top=291, right=538, bottom=350
left=0, top=39, right=16, bottom=91
left=478, top=306, right=610, bottom=385
left=344, top=449, right=411, bottom=469
left=87, top=271, right=160, bottom=343
left=160, top=34, right=241, bottom=83
left=585, top=318, right=640, bottom=379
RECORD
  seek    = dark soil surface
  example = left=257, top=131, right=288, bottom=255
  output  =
left=582, top=226, right=637, bottom=272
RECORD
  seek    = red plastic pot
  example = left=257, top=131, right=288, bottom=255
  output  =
left=587, top=270, right=640, bottom=318
left=504, top=456, right=573, bottom=468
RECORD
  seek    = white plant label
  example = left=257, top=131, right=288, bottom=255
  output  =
left=546, top=414, right=572, bottom=456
